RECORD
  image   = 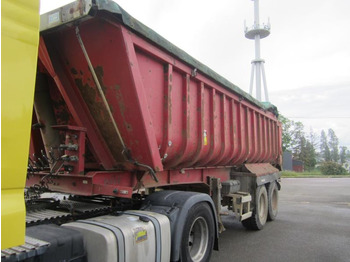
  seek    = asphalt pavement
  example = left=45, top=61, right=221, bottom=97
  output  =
left=210, top=178, right=350, bottom=262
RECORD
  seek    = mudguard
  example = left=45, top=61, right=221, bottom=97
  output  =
left=141, top=190, right=219, bottom=262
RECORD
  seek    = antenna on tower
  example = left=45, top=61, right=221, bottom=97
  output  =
left=245, top=0, right=270, bottom=102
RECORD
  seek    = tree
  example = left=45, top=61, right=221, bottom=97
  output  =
left=340, top=146, right=348, bottom=165
left=301, top=140, right=317, bottom=171
left=328, top=129, right=339, bottom=163
left=279, top=114, right=293, bottom=152
left=279, top=116, right=317, bottom=170
left=288, top=121, right=317, bottom=170
left=320, top=130, right=331, bottom=161
left=307, top=128, right=319, bottom=152
left=291, top=121, right=305, bottom=159
left=307, top=128, right=319, bottom=163
left=320, top=162, right=346, bottom=175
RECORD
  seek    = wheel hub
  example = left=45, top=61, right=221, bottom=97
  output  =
left=188, top=216, right=209, bottom=262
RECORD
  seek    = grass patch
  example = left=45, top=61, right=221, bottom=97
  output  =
left=281, top=170, right=350, bottom=178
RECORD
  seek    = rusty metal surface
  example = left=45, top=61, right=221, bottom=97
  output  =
left=73, top=71, right=125, bottom=162
left=37, top=36, right=118, bottom=170
left=244, top=163, right=279, bottom=177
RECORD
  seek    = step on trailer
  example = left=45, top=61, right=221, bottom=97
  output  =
left=3, top=1, right=282, bottom=261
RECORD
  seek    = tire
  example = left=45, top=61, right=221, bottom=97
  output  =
left=267, top=181, right=279, bottom=221
left=242, top=185, right=268, bottom=230
left=180, top=202, right=215, bottom=262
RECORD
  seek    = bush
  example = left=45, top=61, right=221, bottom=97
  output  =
left=319, top=162, right=347, bottom=175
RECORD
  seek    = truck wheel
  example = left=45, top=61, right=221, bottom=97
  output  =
left=180, top=202, right=215, bottom=262
left=242, top=185, right=268, bottom=230
left=267, top=181, right=279, bottom=221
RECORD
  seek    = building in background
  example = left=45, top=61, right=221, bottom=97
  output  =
left=292, top=160, right=304, bottom=172
left=282, top=151, right=304, bottom=172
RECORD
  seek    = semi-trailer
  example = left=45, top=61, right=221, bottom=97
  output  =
left=2, top=1, right=282, bottom=261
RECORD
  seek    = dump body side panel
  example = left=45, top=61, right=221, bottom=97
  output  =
left=37, top=15, right=281, bottom=169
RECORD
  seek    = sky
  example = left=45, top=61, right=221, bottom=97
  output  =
left=40, top=0, right=350, bottom=149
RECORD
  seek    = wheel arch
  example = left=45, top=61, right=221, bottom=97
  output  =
left=141, top=190, right=219, bottom=262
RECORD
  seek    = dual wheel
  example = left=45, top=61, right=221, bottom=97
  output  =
left=242, top=181, right=279, bottom=230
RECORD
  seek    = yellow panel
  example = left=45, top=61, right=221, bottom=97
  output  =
left=1, top=0, right=40, bottom=249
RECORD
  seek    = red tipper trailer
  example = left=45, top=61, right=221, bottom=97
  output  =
left=21, top=1, right=282, bottom=261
